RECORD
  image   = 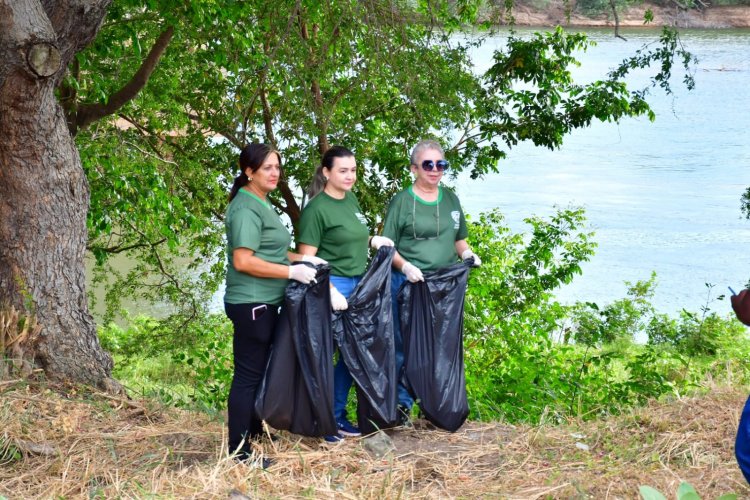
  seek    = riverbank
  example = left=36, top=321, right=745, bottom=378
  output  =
left=1, top=380, right=747, bottom=497
left=505, top=1, right=750, bottom=28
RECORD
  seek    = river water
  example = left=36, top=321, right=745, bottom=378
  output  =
left=455, top=27, right=750, bottom=314
left=88, top=27, right=750, bottom=321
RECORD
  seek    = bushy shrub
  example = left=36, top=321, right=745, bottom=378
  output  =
left=462, top=208, right=750, bottom=424
left=570, top=273, right=657, bottom=346
left=463, top=207, right=599, bottom=422
left=100, top=313, right=233, bottom=411
left=647, top=283, right=748, bottom=357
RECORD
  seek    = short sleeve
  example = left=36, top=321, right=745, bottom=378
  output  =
left=455, top=203, right=468, bottom=241
left=441, top=188, right=468, bottom=242
left=381, top=195, right=401, bottom=245
left=229, top=207, right=262, bottom=252
left=298, top=204, right=324, bottom=247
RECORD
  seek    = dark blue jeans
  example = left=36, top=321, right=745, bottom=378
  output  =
left=391, top=270, right=414, bottom=409
left=224, top=302, right=278, bottom=456
left=736, top=394, right=750, bottom=484
left=331, top=275, right=362, bottom=422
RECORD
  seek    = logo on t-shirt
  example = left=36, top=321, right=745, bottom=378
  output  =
left=355, top=212, right=368, bottom=225
left=451, top=211, right=460, bottom=229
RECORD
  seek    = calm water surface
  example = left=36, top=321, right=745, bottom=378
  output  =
left=455, top=28, right=750, bottom=314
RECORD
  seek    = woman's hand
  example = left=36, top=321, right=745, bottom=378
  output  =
left=370, top=236, right=394, bottom=249
left=330, top=286, right=349, bottom=311
left=461, top=249, right=482, bottom=267
left=289, top=264, right=317, bottom=284
left=401, top=261, right=424, bottom=283
left=302, top=254, right=328, bottom=266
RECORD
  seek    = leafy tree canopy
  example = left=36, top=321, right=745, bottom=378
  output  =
left=65, top=0, right=695, bottom=328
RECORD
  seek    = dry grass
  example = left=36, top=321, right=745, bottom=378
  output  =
left=0, top=380, right=748, bottom=499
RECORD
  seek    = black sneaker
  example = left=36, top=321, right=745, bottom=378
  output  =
left=336, top=418, right=362, bottom=437
left=233, top=451, right=273, bottom=469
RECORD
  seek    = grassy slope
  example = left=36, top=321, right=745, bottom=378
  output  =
left=1, top=380, right=748, bottom=498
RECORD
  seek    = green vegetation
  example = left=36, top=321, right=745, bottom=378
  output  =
left=640, top=481, right=738, bottom=500
left=74, top=1, right=695, bottom=331
left=104, top=208, right=750, bottom=425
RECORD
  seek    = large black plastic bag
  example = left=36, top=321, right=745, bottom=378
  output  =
left=255, top=264, right=337, bottom=437
left=398, top=260, right=472, bottom=432
left=332, top=247, right=397, bottom=433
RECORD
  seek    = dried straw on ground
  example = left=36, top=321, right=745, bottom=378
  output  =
left=1, top=381, right=747, bottom=498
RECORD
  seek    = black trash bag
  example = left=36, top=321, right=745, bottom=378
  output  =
left=398, top=259, right=472, bottom=432
left=332, top=247, right=398, bottom=434
left=255, top=263, right=337, bottom=437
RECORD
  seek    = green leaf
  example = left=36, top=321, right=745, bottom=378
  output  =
left=677, top=482, right=700, bottom=500
left=639, top=485, right=667, bottom=500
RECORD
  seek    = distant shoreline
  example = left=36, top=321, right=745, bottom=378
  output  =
left=502, top=1, right=750, bottom=28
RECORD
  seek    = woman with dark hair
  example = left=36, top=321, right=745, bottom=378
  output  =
left=297, top=145, right=393, bottom=441
left=224, top=143, right=325, bottom=461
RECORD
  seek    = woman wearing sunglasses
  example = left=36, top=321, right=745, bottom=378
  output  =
left=297, top=145, right=394, bottom=442
left=381, top=139, right=481, bottom=425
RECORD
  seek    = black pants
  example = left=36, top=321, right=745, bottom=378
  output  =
left=224, top=302, right=278, bottom=456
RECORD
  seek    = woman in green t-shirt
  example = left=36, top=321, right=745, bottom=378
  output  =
left=381, top=139, right=482, bottom=425
left=224, top=143, right=326, bottom=463
left=298, top=145, right=393, bottom=441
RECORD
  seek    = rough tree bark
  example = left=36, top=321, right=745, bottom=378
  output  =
left=0, top=0, right=118, bottom=390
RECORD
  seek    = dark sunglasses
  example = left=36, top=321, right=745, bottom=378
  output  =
left=419, top=159, right=449, bottom=172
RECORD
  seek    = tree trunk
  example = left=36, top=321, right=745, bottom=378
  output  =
left=0, top=0, right=117, bottom=390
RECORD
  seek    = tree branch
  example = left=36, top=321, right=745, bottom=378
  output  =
left=72, top=25, right=174, bottom=135
left=88, top=238, right=167, bottom=254
left=259, top=85, right=301, bottom=227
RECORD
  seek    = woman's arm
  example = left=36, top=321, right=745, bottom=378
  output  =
left=296, top=244, right=318, bottom=257
left=392, top=250, right=407, bottom=271
left=455, top=239, right=470, bottom=257
left=233, top=247, right=289, bottom=279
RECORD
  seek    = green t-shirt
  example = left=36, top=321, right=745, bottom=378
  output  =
left=298, top=191, right=370, bottom=276
left=224, top=189, right=291, bottom=305
left=382, top=186, right=468, bottom=272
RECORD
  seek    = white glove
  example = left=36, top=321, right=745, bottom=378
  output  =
left=370, top=236, right=394, bottom=249
left=330, top=286, right=349, bottom=311
left=461, top=249, right=482, bottom=267
left=289, top=264, right=317, bottom=284
left=401, top=261, right=424, bottom=283
left=301, top=254, right=328, bottom=266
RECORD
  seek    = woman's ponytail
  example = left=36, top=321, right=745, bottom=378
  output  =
left=306, top=166, right=327, bottom=199
left=228, top=170, right=249, bottom=202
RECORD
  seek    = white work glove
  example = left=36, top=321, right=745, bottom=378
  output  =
left=301, top=254, right=328, bottom=266
left=330, top=286, right=349, bottom=311
left=288, top=264, right=317, bottom=284
left=461, top=249, right=482, bottom=268
left=370, top=236, right=394, bottom=249
left=401, top=261, right=424, bottom=283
